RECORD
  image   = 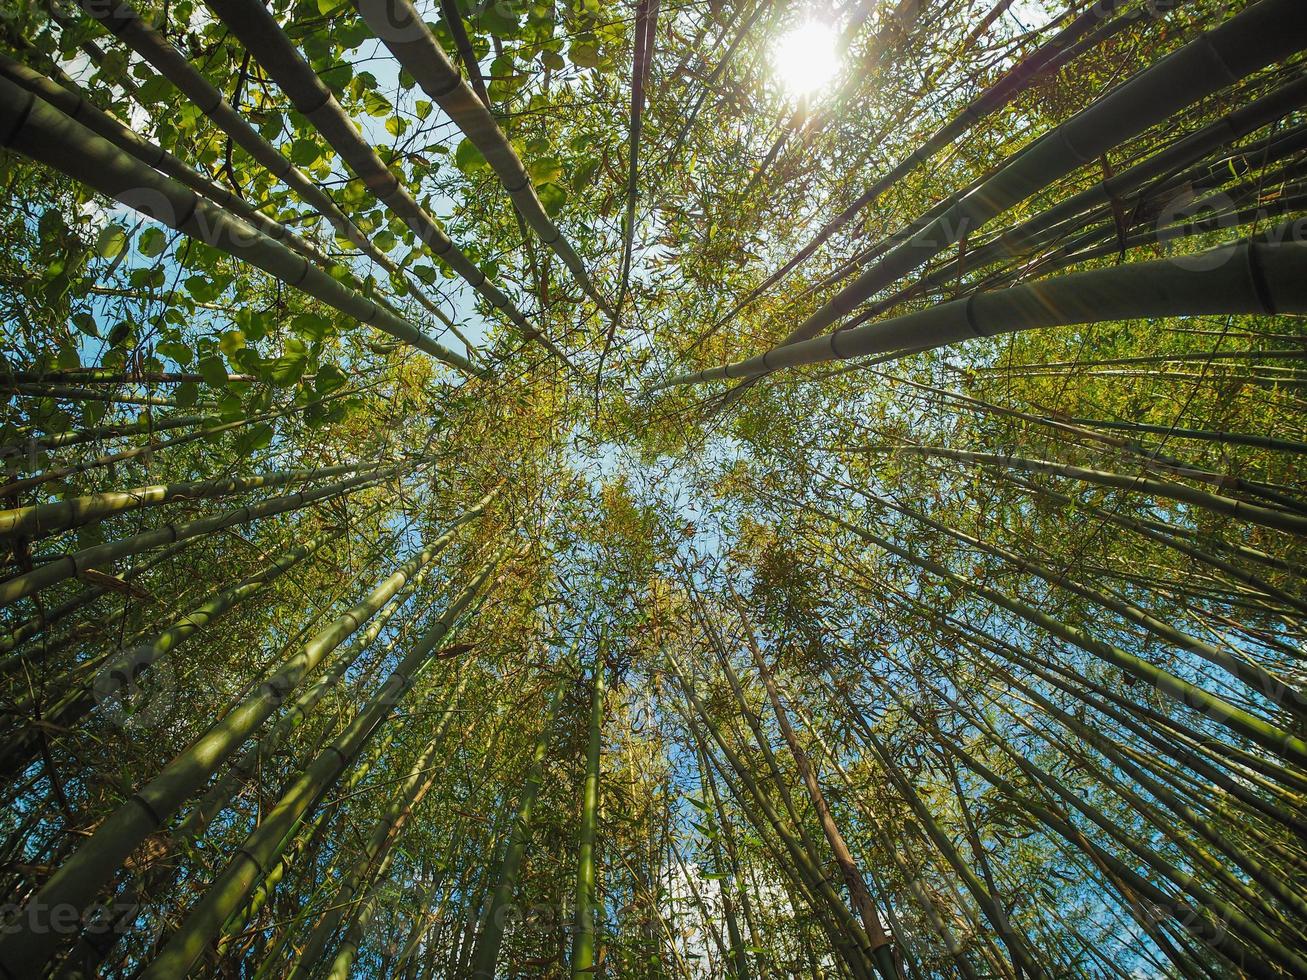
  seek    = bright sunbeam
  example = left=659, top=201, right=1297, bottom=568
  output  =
left=773, top=20, right=839, bottom=99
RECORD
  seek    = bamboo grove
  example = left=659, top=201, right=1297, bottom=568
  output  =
left=0, top=0, right=1303, bottom=975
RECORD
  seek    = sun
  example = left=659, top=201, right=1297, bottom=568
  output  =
left=773, top=20, right=840, bottom=99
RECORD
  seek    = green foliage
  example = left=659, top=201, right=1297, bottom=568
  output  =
left=0, top=1, right=1303, bottom=978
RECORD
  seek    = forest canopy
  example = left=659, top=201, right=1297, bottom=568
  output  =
left=0, top=0, right=1305, bottom=976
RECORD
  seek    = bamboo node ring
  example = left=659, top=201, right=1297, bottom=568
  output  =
left=130, top=791, right=168, bottom=829
left=964, top=292, right=985, bottom=337
left=235, top=846, right=271, bottom=877
left=1243, top=241, right=1276, bottom=315
left=0, top=90, right=35, bottom=148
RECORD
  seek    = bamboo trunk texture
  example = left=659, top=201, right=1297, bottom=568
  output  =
left=0, top=75, right=480, bottom=375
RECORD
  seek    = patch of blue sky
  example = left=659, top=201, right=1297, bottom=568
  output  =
left=564, top=422, right=745, bottom=564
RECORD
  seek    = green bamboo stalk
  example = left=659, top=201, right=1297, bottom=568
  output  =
left=340, top=791, right=493, bottom=980
left=0, top=533, right=199, bottom=661
left=895, top=724, right=1197, bottom=976
left=807, top=502, right=1307, bottom=766
left=388, top=873, right=443, bottom=980
left=470, top=671, right=569, bottom=978
left=1, top=413, right=215, bottom=459
left=842, top=480, right=1306, bottom=717
left=0, top=53, right=465, bottom=339
left=767, top=0, right=1307, bottom=351
left=49, top=550, right=408, bottom=980
left=0, top=53, right=345, bottom=272
left=656, top=238, right=1307, bottom=387
left=693, top=740, right=752, bottom=980
left=703, top=0, right=1138, bottom=337
left=320, top=851, right=399, bottom=980
left=0, top=514, right=355, bottom=780
left=924, top=72, right=1307, bottom=293
left=0, top=496, right=491, bottom=975
left=1054, top=417, right=1307, bottom=455
left=0, top=460, right=375, bottom=541
left=282, top=757, right=439, bottom=980
left=9, top=384, right=199, bottom=408
left=2, top=384, right=371, bottom=500
left=618, top=0, right=657, bottom=317
left=570, top=650, right=605, bottom=978
left=596, top=0, right=658, bottom=386
left=175, top=568, right=429, bottom=846
left=285, top=668, right=476, bottom=980
left=739, top=610, right=900, bottom=978
left=0, top=75, right=481, bottom=376
left=1027, top=721, right=1306, bottom=948
left=972, top=348, right=1307, bottom=373
left=351, top=0, right=613, bottom=318
left=981, top=464, right=1305, bottom=581
left=879, top=361, right=1307, bottom=514
left=838, top=156, right=1307, bottom=334
left=700, top=610, right=816, bottom=845
left=136, top=589, right=484, bottom=980
left=220, top=795, right=344, bottom=952
left=204, top=0, right=536, bottom=340
left=882, top=443, right=1307, bottom=537
left=220, top=722, right=406, bottom=954
left=669, top=655, right=879, bottom=979
left=2, top=368, right=242, bottom=386
left=67, top=0, right=455, bottom=316
left=0, top=466, right=390, bottom=609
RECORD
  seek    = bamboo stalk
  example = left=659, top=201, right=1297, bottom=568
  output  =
left=0, top=466, right=391, bottom=608
left=272, top=674, right=469, bottom=980
left=0, top=516, right=352, bottom=780
left=0, top=75, right=481, bottom=376
left=69, top=0, right=465, bottom=333
left=880, top=443, right=1307, bottom=537
left=46, top=516, right=403, bottom=980
left=807, top=502, right=1307, bottom=766
left=469, top=672, right=569, bottom=979
left=840, top=478, right=1306, bottom=716
left=656, top=238, right=1307, bottom=387
left=137, top=576, right=486, bottom=980
left=204, top=0, right=538, bottom=343
left=703, top=0, right=1141, bottom=338
left=0, top=498, right=492, bottom=975
left=0, top=53, right=332, bottom=271
left=739, top=605, right=901, bottom=978
left=779, top=0, right=1307, bottom=348
left=351, top=0, right=613, bottom=318
left=570, top=649, right=605, bottom=978
left=0, top=460, right=376, bottom=541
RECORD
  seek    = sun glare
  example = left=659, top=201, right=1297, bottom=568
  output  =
left=773, top=20, right=839, bottom=99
